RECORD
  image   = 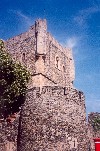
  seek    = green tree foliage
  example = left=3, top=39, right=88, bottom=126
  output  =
left=0, top=40, right=30, bottom=119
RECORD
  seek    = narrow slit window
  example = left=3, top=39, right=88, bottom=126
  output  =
left=22, top=53, right=25, bottom=62
left=74, top=140, right=75, bottom=147
left=63, top=66, right=65, bottom=72
left=56, top=57, right=59, bottom=68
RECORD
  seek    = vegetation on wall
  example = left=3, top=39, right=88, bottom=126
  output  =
left=92, top=117, right=100, bottom=131
left=0, top=40, right=30, bottom=119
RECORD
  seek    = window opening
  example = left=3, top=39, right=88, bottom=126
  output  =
left=56, top=56, right=59, bottom=68
left=22, top=53, right=25, bottom=62
left=63, top=66, right=65, bottom=72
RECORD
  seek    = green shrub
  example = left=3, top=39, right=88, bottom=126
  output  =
left=0, top=40, right=30, bottom=118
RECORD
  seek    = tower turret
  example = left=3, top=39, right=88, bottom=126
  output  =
left=35, top=19, right=47, bottom=54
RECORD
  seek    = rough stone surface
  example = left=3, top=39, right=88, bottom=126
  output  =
left=5, top=19, right=75, bottom=88
left=0, top=19, right=99, bottom=151
left=17, top=86, right=89, bottom=151
left=87, top=113, right=100, bottom=151
left=88, top=112, right=100, bottom=137
left=0, top=114, right=19, bottom=151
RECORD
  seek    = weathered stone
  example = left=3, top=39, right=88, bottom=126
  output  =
left=0, top=19, right=98, bottom=151
left=87, top=113, right=100, bottom=151
left=0, top=114, right=19, bottom=151
left=17, top=87, right=88, bottom=151
left=5, top=19, right=75, bottom=88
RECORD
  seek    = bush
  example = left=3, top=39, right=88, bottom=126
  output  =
left=0, top=40, right=30, bottom=119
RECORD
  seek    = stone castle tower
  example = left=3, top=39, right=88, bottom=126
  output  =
left=5, top=19, right=75, bottom=88
left=0, top=19, right=93, bottom=151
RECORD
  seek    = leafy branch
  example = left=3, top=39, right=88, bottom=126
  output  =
left=0, top=40, right=30, bottom=119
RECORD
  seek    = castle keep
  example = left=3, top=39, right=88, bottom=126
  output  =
left=0, top=19, right=96, bottom=151
left=5, top=19, right=74, bottom=88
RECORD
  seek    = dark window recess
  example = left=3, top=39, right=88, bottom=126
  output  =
left=79, top=91, right=81, bottom=99
left=22, top=53, right=25, bottom=62
left=63, top=66, right=65, bottom=72
left=56, top=57, right=59, bottom=68
left=74, top=140, right=75, bottom=147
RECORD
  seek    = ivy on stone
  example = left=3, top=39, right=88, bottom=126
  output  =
left=0, top=40, right=30, bottom=119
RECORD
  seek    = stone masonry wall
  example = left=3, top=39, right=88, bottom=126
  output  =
left=45, top=32, right=75, bottom=86
left=17, top=86, right=89, bottom=151
left=1, top=19, right=93, bottom=151
left=0, top=114, right=19, bottom=151
left=88, top=113, right=100, bottom=138
left=5, top=19, right=75, bottom=88
left=87, top=113, right=100, bottom=151
left=5, top=25, right=36, bottom=75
